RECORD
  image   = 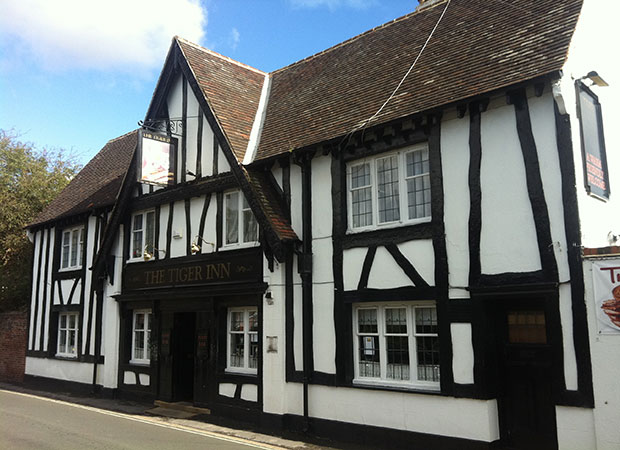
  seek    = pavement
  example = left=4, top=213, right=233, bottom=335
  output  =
left=0, top=381, right=358, bottom=450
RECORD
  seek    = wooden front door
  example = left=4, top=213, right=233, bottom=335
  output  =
left=498, top=309, right=558, bottom=450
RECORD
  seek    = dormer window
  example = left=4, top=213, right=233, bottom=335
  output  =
left=224, top=190, right=258, bottom=246
left=60, top=226, right=84, bottom=270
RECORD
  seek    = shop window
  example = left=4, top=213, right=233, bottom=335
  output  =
left=353, top=303, right=439, bottom=388
left=131, top=310, right=152, bottom=364
left=348, top=144, right=431, bottom=231
left=60, top=226, right=84, bottom=270
left=227, top=307, right=258, bottom=374
left=57, top=312, right=79, bottom=358
left=224, top=191, right=258, bottom=246
left=130, top=210, right=155, bottom=260
left=577, top=81, right=610, bottom=200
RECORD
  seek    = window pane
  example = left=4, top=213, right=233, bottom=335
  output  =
left=132, top=229, right=143, bottom=258
left=358, top=335, right=380, bottom=378
left=133, top=214, right=143, bottom=231
left=406, top=149, right=429, bottom=177
left=358, top=309, right=377, bottom=333
left=68, top=313, right=76, bottom=329
left=351, top=164, right=371, bottom=189
left=135, top=313, right=145, bottom=331
left=69, top=329, right=76, bottom=355
left=243, top=209, right=258, bottom=242
left=59, top=330, right=67, bottom=354
left=417, top=336, right=440, bottom=382
left=60, top=314, right=67, bottom=329
left=385, top=308, right=407, bottom=334
left=70, top=229, right=79, bottom=266
left=62, top=232, right=70, bottom=268
left=230, top=311, right=244, bottom=331
left=415, top=307, right=438, bottom=334
left=377, top=156, right=400, bottom=223
left=352, top=187, right=373, bottom=228
left=508, top=310, right=547, bottom=344
left=230, top=334, right=244, bottom=367
left=248, top=310, right=258, bottom=332
left=134, top=330, right=145, bottom=360
left=145, top=212, right=155, bottom=252
left=249, top=333, right=259, bottom=369
left=386, top=335, right=410, bottom=380
left=226, top=193, right=239, bottom=244
left=147, top=313, right=152, bottom=331
left=146, top=330, right=151, bottom=360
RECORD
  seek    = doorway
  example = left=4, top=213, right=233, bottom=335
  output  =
left=172, top=312, right=196, bottom=401
left=497, top=308, right=558, bottom=450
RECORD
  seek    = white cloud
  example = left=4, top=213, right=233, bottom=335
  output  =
left=230, top=28, right=240, bottom=51
left=290, top=0, right=375, bottom=10
left=0, top=0, right=207, bottom=73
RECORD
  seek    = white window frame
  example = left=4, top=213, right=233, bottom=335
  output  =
left=129, top=210, right=156, bottom=261
left=226, top=307, right=259, bottom=374
left=60, top=226, right=84, bottom=271
left=130, top=309, right=152, bottom=365
left=352, top=302, right=440, bottom=390
left=56, top=312, right=79, bottom=358
left=347, top=143, right=431, bottom=232
left=222, top=190, right=259, bottom=248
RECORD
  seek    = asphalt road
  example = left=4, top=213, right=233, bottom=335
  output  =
left=0, top=390, right=284, bottom=450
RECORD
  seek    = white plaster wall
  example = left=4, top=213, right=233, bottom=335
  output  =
left=33, top=229, right=48, bottom=350
left=312, top=155, right=332, bottom=239
left=123, top=371, right=136, bottom=385
left=309, top=385, right=499, bottom=442
left=218, top=145, right=231, bottom=173
left=441, top=110, right=471, bottom=298
left=28, top=230, right=41, bottom=350
left=101, top=230, right=123, bottom=388
left=189, top=195, right=203, bottom=248
left=157, top=203, right=169, bottom=253
left=451, top=323, right=474, bottom=385
left=272, top=165, right=283, bottom=191
left=167, top=74, right=184, bottom=181
left=219, top=383, right=236, bottom=398
left=201, top=113, right=215, bottom=177
left=556, top=406, right=597, bottom=450
left=185, top=79, right=199, bottom=181
left=82, top=214, right=98, bottom=356
left=43, top=227, right=54, bottom=351
left=367, top=246, right=413, bottom=289
left=203, top=193, right=217, bottom=253
left=529, top=92, right=571, bottom=283
left=313, top=283, right=336, bottom=374
left=169, top=200, right=186, bottom=258
left=139, top=373, right=150, bottom=386
left=559, top=283, right=578, bottom=391
left=293, top=283, right=303, bottom=371
left=583, top=258, right=620, bottom=450
left=59, top=279, right=74, bottom=305
left=479, top=99, right=541, bottom=274
left=241, top=384, right=258, bottom=402
left=560, top=0, right=620, bottom=249
left=312, top=238, right=333, bottom=285
left=26, top=357, right=94, bottom=384
left=343, top=247, right=367, bottom=291
left=290, top=164, right=303, bottom=240
left=397, top=240, right=435, bottom=287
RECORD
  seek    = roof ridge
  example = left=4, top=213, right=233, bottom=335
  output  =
left=175, top=36, right=266, bottom=75
left=269, top=5, right=439, bottom=75
left=106, top=129, right=138, bottom=144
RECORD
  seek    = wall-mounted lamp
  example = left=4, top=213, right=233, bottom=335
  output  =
left=191, top=235, right=215, bottom=255
left=580, top=71, right=609, bottom=87
left=265, top=291, right=274, bottom=305
left=143, top=245, right=166, bottom=261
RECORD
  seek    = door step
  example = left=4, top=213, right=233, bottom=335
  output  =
left=153, top=400, right=211, bottom=415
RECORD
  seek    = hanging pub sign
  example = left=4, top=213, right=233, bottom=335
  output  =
left=592, top=261, right=620, bottom=334
left=577, top=83, right=610, bottom=201
left=137, top=129, right=176, bottom=185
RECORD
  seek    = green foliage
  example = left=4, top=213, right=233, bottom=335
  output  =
left=0, top=130, right=81, bottom=312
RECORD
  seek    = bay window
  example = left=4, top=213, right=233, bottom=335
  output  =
left=60, top=226, right=84, bottom=270
left=227, top=307, right=259, bottom=373
left=354, top=303, right=439, bottom=388
left=348, top=144, right=431, bottom=231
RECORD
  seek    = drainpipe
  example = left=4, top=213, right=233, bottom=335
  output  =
left=297, top=154, right=314, bottom=432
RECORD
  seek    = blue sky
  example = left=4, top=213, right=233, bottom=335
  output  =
left=0, top=0, right=418, bottom=166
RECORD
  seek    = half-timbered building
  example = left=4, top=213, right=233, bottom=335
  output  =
left=24, top=0, right=619, bottom=448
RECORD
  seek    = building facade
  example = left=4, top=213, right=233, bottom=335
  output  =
left=24, top=1, right=620, bottom=448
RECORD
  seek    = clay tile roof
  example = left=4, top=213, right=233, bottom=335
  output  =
left=177, top=38, right=266, bottom=162
left=29, top=130, right=137, bottom=227
left=255, top=0, right=582, bottom=160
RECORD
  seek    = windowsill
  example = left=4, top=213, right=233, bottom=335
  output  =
left=347, top=216, right=431, bottom=234
left=352, top=379, right=441, bottom=394
left=225, top=368, right=258, bottom=376
left=126, top=258, right=154, bottom=264
left=220, top=241, right=260, bottom=251
left=55, top=354, right=78, bottom=360
left=59, top=266, right=82, bottom=273
left=129, top=359, right=151, bottom=366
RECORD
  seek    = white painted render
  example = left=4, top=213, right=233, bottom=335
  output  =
left=451, top=323, right=474, bottom=385
left=101, top=229, right=123, bottom=389
left=58, top=279, right=74, bottom=305
left=312, top=283, right=336, bottom=374
left=243, top=73, right=271, bottom=165
left=218, top=146, right=231, bottom=173
left=441, top=109, right=471, bottom=298
left=123, top=371, right=136, bottom=385
left=311, top=155, right=333, bottom=240
left=240, top=384, right=258, bottom=402
left=556, top=406, right=597, bottom=450
left=43, top=227, right=54, bottom=351
left=185, top=79, right=200, bottom=180
left=559, top=0, right=620, bottom=250
left=139, top=373, right=150, bottom=386
left=169, top=200, right=186, bottom=258
left=28, top=229, right=41, bottom=350
left=201, top=114, right=215, bottom=177
left=203, top=193, right=217, bottom=253
left=342, top=247, right=367, bottom=291
left=219, top=383, right=236, bottom=398
left=26, top=356, right=94, bottom=385
left=367, top=246, right=413, bottom=289
left=479, top=97, right=542, bottom=274
left=559, top=283, right=578, bottom=391
left=309, top=385, right=499, bottom=442
left=167, top=74, right=184, bottom=180
left=397, top=240, right=435, bottom=287
left=289, top=163, right=303, bottom=240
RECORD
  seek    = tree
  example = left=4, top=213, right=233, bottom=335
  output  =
left=0, top=130, right=81, bottom=312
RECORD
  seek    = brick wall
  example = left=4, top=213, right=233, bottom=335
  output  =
left=0, top=311, right=27, bottom=383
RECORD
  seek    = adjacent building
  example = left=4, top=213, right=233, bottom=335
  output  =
left=24, top=0, right=620, bottom=448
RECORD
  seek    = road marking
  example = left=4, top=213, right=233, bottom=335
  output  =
left=0, top=389, right=288, bottom=450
